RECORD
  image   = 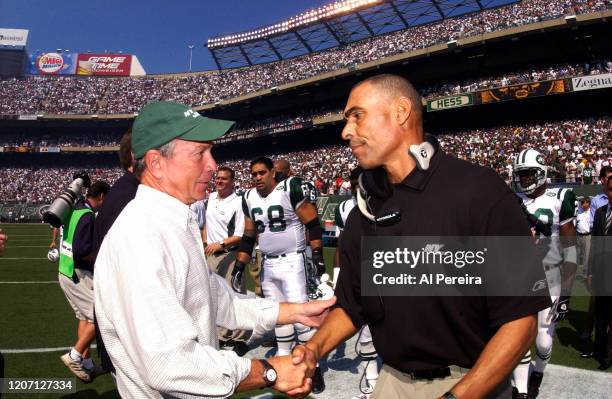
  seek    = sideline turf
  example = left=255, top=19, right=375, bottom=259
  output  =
left=0, top=224, right=607, bottom=399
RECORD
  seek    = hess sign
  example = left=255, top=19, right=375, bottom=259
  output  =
left=427, top=94, right=474, bottom=112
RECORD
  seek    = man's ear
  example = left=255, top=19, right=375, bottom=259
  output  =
left=145, top=150, right=164, bottom=179
left=395, top=96, right=412, bottom=126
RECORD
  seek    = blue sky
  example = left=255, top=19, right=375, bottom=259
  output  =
left=0, top=0, right=330, bottom=73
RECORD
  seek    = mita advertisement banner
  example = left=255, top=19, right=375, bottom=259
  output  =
left=28, top=52, right=77, bottom=75
left=0, top=28, right=29, bottom=46
left=28, top=52, right=135, bottom=76
left=76, top=54, right=132, bottom=76
left=571, top=73, right=612, bottom=92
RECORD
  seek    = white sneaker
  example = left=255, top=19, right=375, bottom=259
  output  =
left=60, top=353, right=91, bottom=382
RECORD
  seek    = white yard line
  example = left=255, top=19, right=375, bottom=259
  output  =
left=0, top=257, right=47, bottom=260
left=4, top=245, right=48, bottom=248
left=1, top=345, right=97, bottom=354
left=0, top=281, right=58, bottom=284
left=3, top=239, right=52, bottom=242
left=2, top=235, right=51, bottom=237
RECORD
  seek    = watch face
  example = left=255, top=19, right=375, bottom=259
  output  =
left=265, top=368, right=277, bottom=383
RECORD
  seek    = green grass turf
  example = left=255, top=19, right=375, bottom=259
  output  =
left=0, top=224, right=607, bottom=399
left=0, top=224, right=302, bottom=398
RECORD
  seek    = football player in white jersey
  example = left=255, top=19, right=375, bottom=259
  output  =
left=232, top=156, right=327, bottom=393
left=512, top=149, right=578, bottom=399
left=333, top=167, right=379, bottom=399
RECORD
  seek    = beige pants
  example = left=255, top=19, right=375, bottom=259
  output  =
left=371, top=364, right=511, bottom=399
left=206, top=249, right=248, bottom=343
left=247, top=249, right=263, bottom=297
left=577, top=234, right=591, bottom=272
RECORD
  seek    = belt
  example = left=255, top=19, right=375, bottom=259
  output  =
left=407, top=366, right=451, bottom=380
left=577, top=232, right=590, bottom=236
left=263, top=250, right=305, bottom=259
left=212, top=246, right=238, bottom=255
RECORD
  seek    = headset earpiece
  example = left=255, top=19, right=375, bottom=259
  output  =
left=409, top=141, right=435, bottom=171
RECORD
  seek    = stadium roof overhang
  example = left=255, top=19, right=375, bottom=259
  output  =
left=206, top=0, right=518, bottom=69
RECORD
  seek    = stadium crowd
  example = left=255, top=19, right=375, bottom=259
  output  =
left=2, top=58, right=610, bottom=148
left=437, top=117, right=612, bottom=183
left=0, top=0, right=609, bottom=115
left=0, top=167, right=123, bottom=204
left=421, top=59, right=612, bottom=98
left=1, top=116, right=609, bottom=204
left=0, top=132, right=121, bottom=148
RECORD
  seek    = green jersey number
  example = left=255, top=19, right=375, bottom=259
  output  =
left=251, top=205, right=287, bottom=233
left=533, top=208, right=554, bottom=231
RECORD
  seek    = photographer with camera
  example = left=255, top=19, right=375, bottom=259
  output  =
left=57, top=179, right=110, bottom=382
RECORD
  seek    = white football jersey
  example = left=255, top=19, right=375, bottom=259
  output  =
left=334, top=197, right=357, bottom=234
left=242, top=176, right=316, bottom=256
left=519, top=187, right=576, bottom=265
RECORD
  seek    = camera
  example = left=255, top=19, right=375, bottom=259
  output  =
left=43, top=172, right=91, bottom=228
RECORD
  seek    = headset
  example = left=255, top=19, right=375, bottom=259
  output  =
left=356, top=134, right=439, bottom=224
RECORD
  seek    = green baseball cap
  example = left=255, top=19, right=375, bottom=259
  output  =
left=132, top=101, right=235, bottom=159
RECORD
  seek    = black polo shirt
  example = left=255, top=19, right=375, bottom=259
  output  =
left=92, top=171, right=139, bottom=261
left=72, top=199, right=95, bottom=272
left=336, top=149, right=551, bottom=372
left=91, top=171, right=139, bottom=373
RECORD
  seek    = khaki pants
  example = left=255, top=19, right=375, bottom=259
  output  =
left=248, top=249, right=263, bottom=297
left=206, top=249, right=248, bottom=343
left=58, top=269, right=94, bottom=322
left=371, top=364, right=511, bottom=399
left=577, top=234, right=591, bottom=272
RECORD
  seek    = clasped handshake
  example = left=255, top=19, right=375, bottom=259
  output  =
left=255, top=296, right=336, bottom=398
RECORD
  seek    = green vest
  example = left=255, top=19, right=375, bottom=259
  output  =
left=59, top=208, right=93, bottom=278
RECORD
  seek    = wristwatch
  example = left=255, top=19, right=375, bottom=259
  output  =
left=260, top=359, right=277, bottom=387
left=442, top=392, right=459, bottom=399
left=220, top=241, right=226, bottom=249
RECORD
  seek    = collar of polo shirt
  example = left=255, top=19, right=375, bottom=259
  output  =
left=399, top=148, right=443, bottom=191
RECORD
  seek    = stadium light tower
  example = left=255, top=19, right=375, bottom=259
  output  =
left=188, top=44, right=195, bottom=72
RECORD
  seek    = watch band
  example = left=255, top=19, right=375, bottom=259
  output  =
left=442, top=392, right=459, bottom=399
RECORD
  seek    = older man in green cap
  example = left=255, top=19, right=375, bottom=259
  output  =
left=94, top=101, right=335, bottom=398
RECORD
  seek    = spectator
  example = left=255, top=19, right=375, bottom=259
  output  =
left=0, top=0, right=608, bottom=115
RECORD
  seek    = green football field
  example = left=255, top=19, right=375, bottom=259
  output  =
left=0, top=223, right=607, bottom=398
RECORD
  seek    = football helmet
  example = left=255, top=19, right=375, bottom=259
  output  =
left=513, top=149, right=547, bottom=195
left=47, top=248, right=59, bottom=263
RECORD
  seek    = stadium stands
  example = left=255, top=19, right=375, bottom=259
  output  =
left=2, top=58, right=610, bottom=148
left=0, top=0, right=609, bottom=115
left=2, top=117, right=609, bottom=204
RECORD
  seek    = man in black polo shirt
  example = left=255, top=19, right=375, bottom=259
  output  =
left=293, top=74, right=550, bottom=399
left=92, top=130, right=139, bottom=260
left=92, top=129, right=140, bottom=375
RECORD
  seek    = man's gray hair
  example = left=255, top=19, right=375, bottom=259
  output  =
left=134, top=139, right=176, bottom=178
